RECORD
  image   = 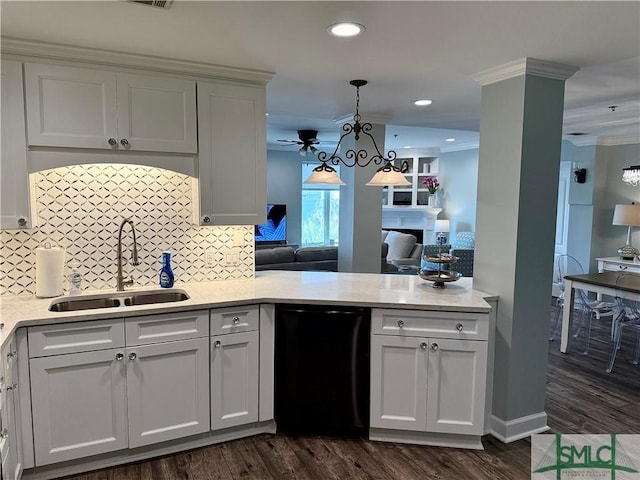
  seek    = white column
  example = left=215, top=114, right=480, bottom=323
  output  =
left=337, top=115, right=390, bottom=273
left=472, top=58, right=579, bottom=441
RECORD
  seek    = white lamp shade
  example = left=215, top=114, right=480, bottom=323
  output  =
left=612, top=204, right=640, bottom=227
left=366, top=169, right=411, bottom=187
left=435, top=220, right=450, bottom=232
left=303, top=167, right=346, bottom=185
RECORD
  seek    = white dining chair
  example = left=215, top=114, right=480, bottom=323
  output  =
left=606, top=274, right=640, bottom=373
left=549, top=255, right=616, bottom=355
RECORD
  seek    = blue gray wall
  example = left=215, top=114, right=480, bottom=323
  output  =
left=265, top=150, right=303, bottom=245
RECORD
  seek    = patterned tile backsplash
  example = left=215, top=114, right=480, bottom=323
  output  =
left=1, top=164, right=254, bottom=296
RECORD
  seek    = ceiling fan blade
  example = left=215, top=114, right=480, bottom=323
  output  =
left=276, top=139, right=301, bottom=144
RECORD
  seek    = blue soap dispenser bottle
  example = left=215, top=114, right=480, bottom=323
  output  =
left=159, top=251, right=174, bottom=288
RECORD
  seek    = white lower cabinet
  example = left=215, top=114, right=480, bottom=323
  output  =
left=27, top=310, right=210, bottom=467
left=126, top=337, right=210, bottom=448
left=210, top=305, right=260, bottom=431
left=29, top=348, right=128, bottom=466
left=370, top=308, right=489, bottom=439
left=370, top=335, right=487, bottom=436
left=1, top=338, right=23, bottom=480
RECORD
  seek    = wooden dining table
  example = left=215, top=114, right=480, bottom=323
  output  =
left=560, top=271, right=640, bottom=353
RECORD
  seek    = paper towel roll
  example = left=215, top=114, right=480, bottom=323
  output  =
left=35, top=246, right=66, bottom=298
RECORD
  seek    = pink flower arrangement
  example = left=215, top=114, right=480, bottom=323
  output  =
left=422, top=176, right=440, bottom=194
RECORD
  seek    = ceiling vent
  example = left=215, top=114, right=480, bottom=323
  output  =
left=129, top=0, right=173, bottom=9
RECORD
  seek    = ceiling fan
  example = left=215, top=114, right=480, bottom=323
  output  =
left=277, top=129, right=322, bottom=157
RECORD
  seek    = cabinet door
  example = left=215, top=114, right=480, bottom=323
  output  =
left=2, top=340, right=22, bottom=480
left=126, top=337, right=209, bottom=448
left=426, top=338, right=487, bottom=435
left=29, top=348, right=128, bottom=466
left=210, top=331, right=259, bottom=430
left=196, top=81, right=266, bottom=226
left=370, top=335, right=427, bottom=431
left=24, top=63, right=118, bottom=149
left=116, top=73, right=197, bottom=153
left=1, top=60, right=34, bottom=230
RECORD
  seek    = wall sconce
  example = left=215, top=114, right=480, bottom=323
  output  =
left=573, top=168, right=587, bottom=184
left=622, top=165, right=640, bottom=186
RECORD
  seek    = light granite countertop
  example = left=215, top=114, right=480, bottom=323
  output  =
left=0, top=271, right=496, bottom=348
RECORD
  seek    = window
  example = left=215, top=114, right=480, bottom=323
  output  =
left=301, top=163, right=340, bottom=246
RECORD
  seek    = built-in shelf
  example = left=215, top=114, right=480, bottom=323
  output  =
left=382, top=156, right=439, bottom=207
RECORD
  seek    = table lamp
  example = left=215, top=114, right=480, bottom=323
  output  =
left=612, top=204, right=640, bottom=260
left=435, top=219, right=450, bottom=245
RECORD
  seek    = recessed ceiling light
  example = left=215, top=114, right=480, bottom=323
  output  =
left=413, top=99, right=433, bottom=106
left=403, top=145, right=412, bottom=149
left=265, top=113, right=269, bottom=116
left=445, top=138, right=455, bottom=142
left=327, top=22, right=365, bottom=37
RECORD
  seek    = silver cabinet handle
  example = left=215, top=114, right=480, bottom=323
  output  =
left=397, top=320, right=405, bottom=328
left=1, top=428, right=8, bottom=439
left=420, top=342, right=427, bottom=350
left=115, top=353, right=124, bottom=361
left=6, top=382, right=17, bottom=391
left=17, top=217, right=28, bottom=228
left=108, top=137, right=118, bottom=148
left=456, top=323, right=464, bottom=332
left=214, top=340, right=221, bottom=348
left=431, top=343, right=439, bottom=351
left=120, top=138, right=130, bottom=148
left=128, top=352, right=137, bottom=360
left=202, top=216, right=211, bottom=224
left=232, top=317, right=240, bottom=325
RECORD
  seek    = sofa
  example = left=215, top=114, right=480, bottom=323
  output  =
left=382, top=230, right=423, bottom=270
left=421, top=232, right=475, bottom=277
left=255, top=246, right=338, bottom=271
left=256, top=244, right=392, bottom=272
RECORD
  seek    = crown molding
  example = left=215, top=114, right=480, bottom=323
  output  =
left=440, top=141, right=480, bottom=153
left=0, top=36, right=275, bottom=85
left=472, top=57, right=580, bottom=86
left=566, top=133, right=640, bottom=147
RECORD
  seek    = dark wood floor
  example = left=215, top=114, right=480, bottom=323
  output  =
left=58, top=309, right=640, bottom=480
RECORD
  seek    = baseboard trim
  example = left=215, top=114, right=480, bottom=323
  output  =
left=490, top=412, right=549, bottom=443
left=370, top=428, right=484, bottom=450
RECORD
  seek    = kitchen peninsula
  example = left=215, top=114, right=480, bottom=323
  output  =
left=0, top=271, right=497, bottom=480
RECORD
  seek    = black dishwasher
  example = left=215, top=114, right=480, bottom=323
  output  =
left=274, top=304, right=370, bottom=436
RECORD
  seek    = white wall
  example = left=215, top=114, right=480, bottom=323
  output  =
left=439, top=148, right=479, bottom=241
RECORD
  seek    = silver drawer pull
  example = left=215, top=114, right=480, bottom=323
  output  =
left=6, top=382, right=17, bottom=391
left=120, top=138, right=130, bottom=148
left=456, top=323, right=464, bottom=332
left=214, top=340, right=222, bottom=348
left=431, top=343, right=439, bottom=351
left=128, top=352, right=137, bottom=360
left=108, top=137, right=118, bottom=147
left=397, top=320, right=405, bottom=328
left=232, top=317, right=240, bottom=325
left=1, top=428, right=8, bottom=439
left=420, top=342, right=427, bottom=350
left=115, top=353, right=124, bottom=361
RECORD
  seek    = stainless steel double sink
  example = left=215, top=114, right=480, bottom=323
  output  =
left=48, top=289, right=190, bottom=312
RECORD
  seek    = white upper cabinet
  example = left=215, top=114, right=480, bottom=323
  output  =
left=195, top=81, right=267, bottom=226
left=1, top=60, right=35, bottom=229
left=24, top=63, right=197, bottom=153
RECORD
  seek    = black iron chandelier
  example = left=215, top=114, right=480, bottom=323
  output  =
left=303, top=80, right=411, bottom=187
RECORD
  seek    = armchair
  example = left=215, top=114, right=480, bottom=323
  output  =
left=420, top=232, right=475, bottom=277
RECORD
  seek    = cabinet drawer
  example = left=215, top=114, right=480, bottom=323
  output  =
left=126, top=310, right=209, bottom=345
left=210, top=305, right=259, bottom=335
left=372, top=308, right=488, bottom=340
left=28, top=319, right=125, bottom=357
